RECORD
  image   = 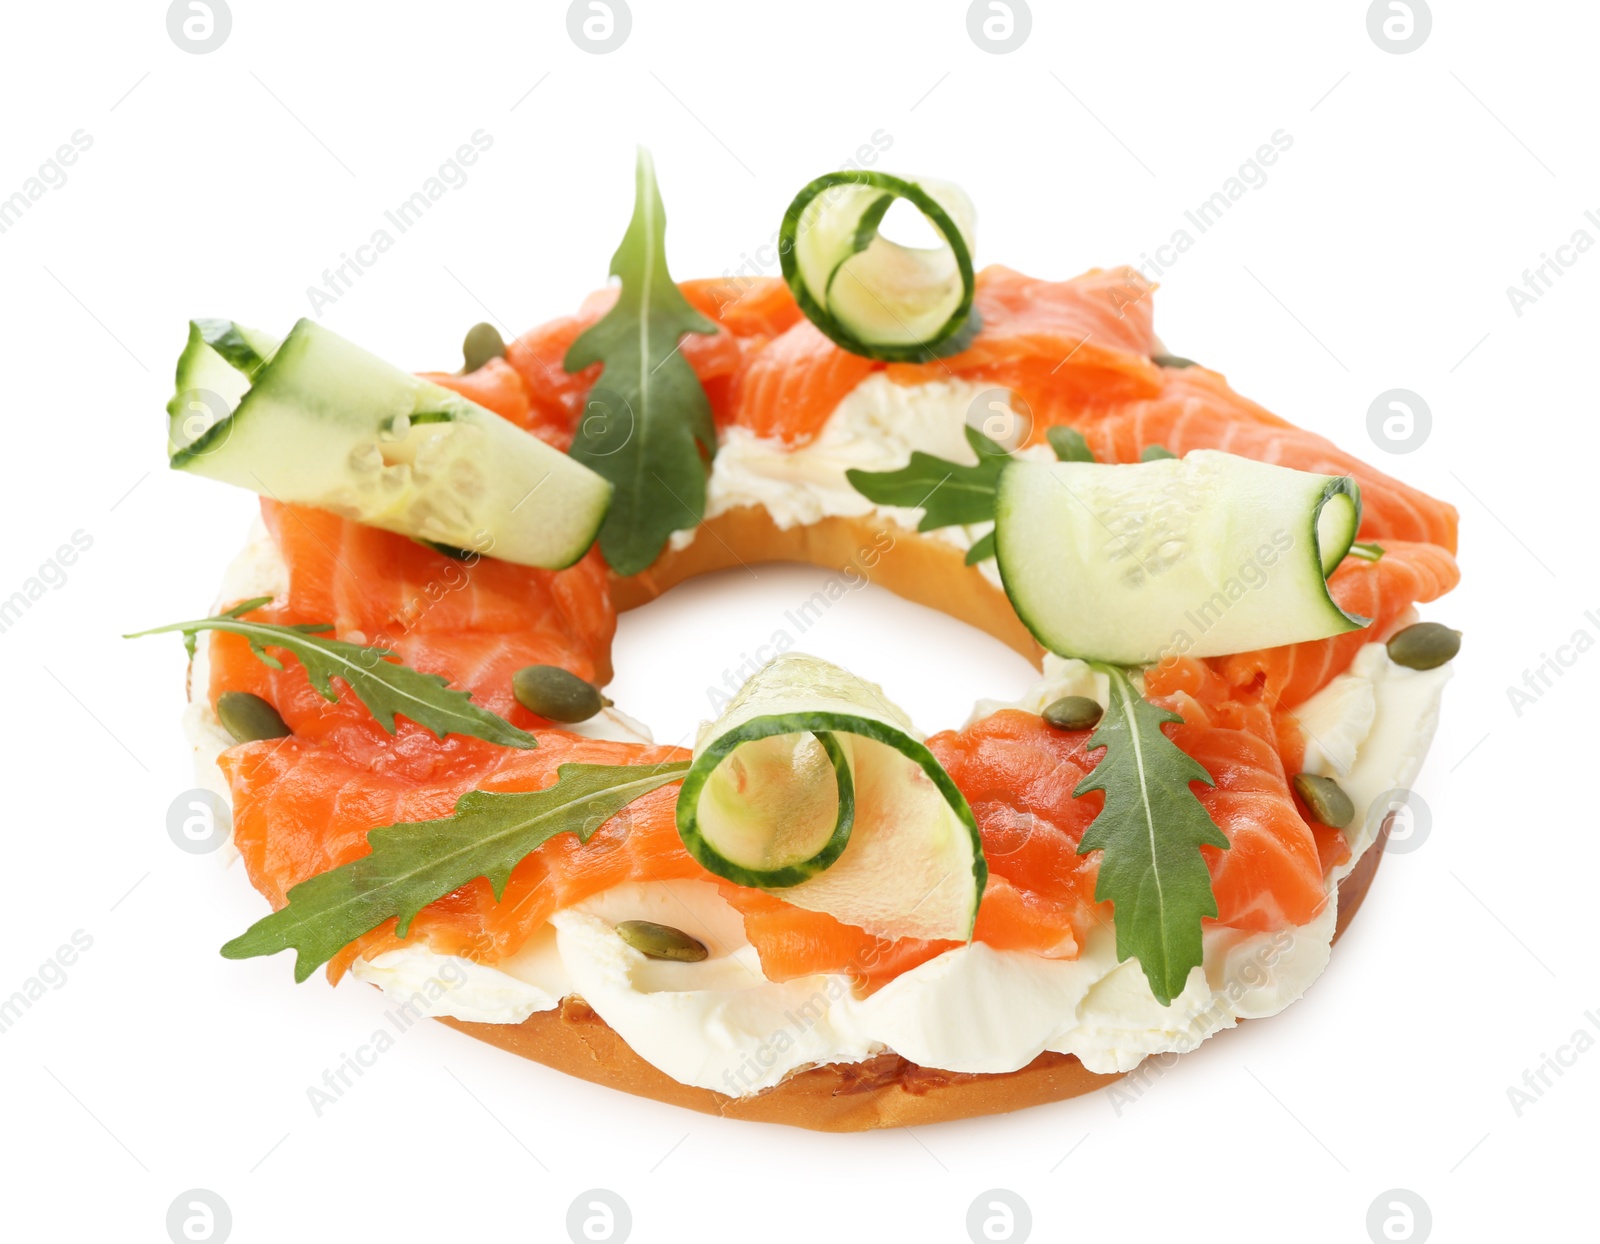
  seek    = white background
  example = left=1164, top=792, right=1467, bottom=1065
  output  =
left=0, top=1, right=1592, bottom=1241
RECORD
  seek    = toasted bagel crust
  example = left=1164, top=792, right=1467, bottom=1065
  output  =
left=430, top=508, right=1389, bottom=1131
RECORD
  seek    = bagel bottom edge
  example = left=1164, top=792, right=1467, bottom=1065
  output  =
left=438, top=823, right=1388, bottom=1132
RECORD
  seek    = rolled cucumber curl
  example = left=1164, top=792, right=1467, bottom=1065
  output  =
left=677, top=726, right=856, bottom=889
left=676, top=654, right=985, bottom=942
left=994, top=451, right=1370, bottom=666
left=1314, top=474, right=1362, bottom=576
left=780, top=171, right=980, bottom=362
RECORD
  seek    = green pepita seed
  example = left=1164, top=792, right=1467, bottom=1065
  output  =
left=1293, top=773, right=1355, bottom=829
left=461, top=321, right=506, bottom=373
left=1141, top=444, right=1177, bottom=461
left=1386, top=621, right=1461, bottom=671
left=615, top=920, right=708, bottom=962
left=1042, top=695, right=1104, bottom=731
left=511, top=664, right=610, bottom=723
left=216, top=691, right=292, bottom=743
left=1151, top=353, right=1199, bottom=369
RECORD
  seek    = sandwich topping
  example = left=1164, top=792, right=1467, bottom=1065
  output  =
left=151, top=155, right=1461, bottom=1101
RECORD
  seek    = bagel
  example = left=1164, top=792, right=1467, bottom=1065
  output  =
left=170, top=254, right=1458, bottom=1132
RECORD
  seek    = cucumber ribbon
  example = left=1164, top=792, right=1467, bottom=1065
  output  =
left=165, top=318, right=613, bottom=570
left=675, top=653, right=986, bottom=941
left=994, top=451, right=1367, bottom=666
left=780, top=171, right=980, bottom=362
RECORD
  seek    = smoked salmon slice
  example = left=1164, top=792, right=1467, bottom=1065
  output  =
left=1061, top=367, right=1460, bottom=552
left=1212, top=540, right=1460, bottom=709
left=679, top=276, right=804, bottom=338
left=888, top=265, right=1164, bottom=411
left=725, top=318, right=879, bottom=443
left=421, top=358, right=532, bottom=428
left=208, top=502, right=616, bottom=735
left=219, top=733, right=698, bottom=982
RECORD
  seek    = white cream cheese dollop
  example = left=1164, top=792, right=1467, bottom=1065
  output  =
left=190, top=382, right=1454, bottom=1098
left=1293, top=638, right=1451, bottom=876
left=673, top=373, right=1051, bottom=588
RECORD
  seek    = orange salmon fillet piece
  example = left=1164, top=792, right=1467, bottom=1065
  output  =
left=888, top=265, right=1163, bottom=410
left=678, top=276, right=803, bottom=338
left=219, top=734, right=698, bottom=983
left=1059, top=368, right=1460, bottom=552
left=419, top=358, right=531, bottom=428
left=1210, top=540, right=1460, bottom=709
left=209, top=502, right=615, bottom=736
left=725, top=318, right=879, bottom=443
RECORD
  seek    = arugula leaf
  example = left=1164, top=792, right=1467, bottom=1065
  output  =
left=1074, top=665, right=1228, bottom=1006
left=963, top=531, right=996, bottom=565
left=222, top=760, right=690, bottom=981
left=565, top=149, right=719, bottom=575
left=1046, top=425, right=1096, bottom=463
left=845, top=425, right=1008, bottom=531
left=849, top=423, right=1096, bottom=565
left=126, top=600, right=536, bottom=750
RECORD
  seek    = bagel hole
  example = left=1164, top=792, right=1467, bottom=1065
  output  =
left=608, top=563, right=1039, bottom=748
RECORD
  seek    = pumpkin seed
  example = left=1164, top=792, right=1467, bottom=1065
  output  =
left=1293, top=773, right=1355, bottom=829
left=616, top=920, right=708, bottom=962
left=1386, top=621, right=1461, bottom=671
left=1141, top=444, right=1177, bottom=461
left=216, top=691, right=292, bottom=743
left=1042, top=695, right=1104, bottom=731
left=1151, top=353, right=1199, bottom=369
left=461, top=322, right=506, bottom=373
left=511, top=664, right=610, bottom=723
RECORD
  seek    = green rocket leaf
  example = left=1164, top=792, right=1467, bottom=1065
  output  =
left=963, top=530, right=996, bottom=565
left=1046, top=425, right=1096, bottom=463
left=565, top=149, right=719, bottom=575
left=1074, top=665, right=1229, bottom=1006
left=125, top=600, right=536, bottom=750
left=221, top=760, right=691, bottom=981
left=847, top=422, right=1103, bottom=533
left=845, top=425, right=1009, bottom=531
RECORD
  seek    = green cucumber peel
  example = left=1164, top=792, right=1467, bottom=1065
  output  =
left=165, top=317, right=612, bottom=570
left=676, top=654, right=985, bottom=941
left=676, top=725, right=857, bottom=889
left=780, top=170, right=980, bottom=362
left=995, top=452, right=1369, bottom=666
